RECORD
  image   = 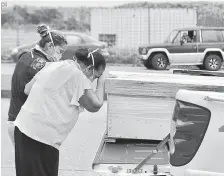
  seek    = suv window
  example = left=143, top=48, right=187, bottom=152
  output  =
left=166, top=30, right=179, bottom=43
left=173, top=32, right=181, bottom=43
left=201, top=30, right=224, bottom=42
left=173, top=30, right=197, bottom=43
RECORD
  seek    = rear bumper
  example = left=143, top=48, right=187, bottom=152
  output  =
left=184, top=169, right=224, bottom=176
left=93, top=163, right=170, bottom=175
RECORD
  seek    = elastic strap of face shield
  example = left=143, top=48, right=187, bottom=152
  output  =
left=47, top=26, right=55, bottom=49
left=87, top=48, right=99, bottom=75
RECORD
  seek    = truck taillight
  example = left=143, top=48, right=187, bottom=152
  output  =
left=170, top=100, right=211, bottom=167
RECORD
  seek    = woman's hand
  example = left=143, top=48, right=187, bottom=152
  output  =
left=97, top=74, right=105, bottom=86
left=79, top=73, right=106, bottom=113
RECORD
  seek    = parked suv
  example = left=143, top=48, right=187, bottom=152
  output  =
left=138, top=27, right=224, bottom=71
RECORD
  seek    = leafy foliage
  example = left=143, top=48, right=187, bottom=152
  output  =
left=1, top=5, right=90, bottom=31
left=1, top=2, right=224, bottom=31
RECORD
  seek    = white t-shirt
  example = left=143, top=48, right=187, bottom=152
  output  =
left=14, top=60, right=92, bottom=149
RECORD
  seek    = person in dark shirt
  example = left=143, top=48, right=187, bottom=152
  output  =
left=8, top=24, right=68, bottom=145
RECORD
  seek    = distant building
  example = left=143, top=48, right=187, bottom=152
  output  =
left=91, top=8, right=197, bottom=49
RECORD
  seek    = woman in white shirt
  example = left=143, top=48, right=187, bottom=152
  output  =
left=13, top=48, right=106, bottom=176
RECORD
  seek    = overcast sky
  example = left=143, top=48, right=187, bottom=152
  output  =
left=5, top=0, right=223, bottom=8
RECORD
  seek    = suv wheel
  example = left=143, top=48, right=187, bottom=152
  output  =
left=151, top=53, right=168, bottom=70
left=204, top=54, right=222, bottom=71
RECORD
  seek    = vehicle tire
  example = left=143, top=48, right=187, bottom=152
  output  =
left=204, top=54, right=222, bottom=71
left=143, top=59, right=152, bottom=69
left=197, top=65, right=205, bottom=70
left=151, top=53, right=168, bottom=70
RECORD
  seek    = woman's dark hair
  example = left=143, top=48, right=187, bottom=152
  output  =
left=75, top=48, right=106, bottom=70
left=37, top=24, right=67, bottom=48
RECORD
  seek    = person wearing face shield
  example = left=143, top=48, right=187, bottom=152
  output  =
left=13, top=48, right=106, bottom=176
left=7, top=24, right=68, bottom=146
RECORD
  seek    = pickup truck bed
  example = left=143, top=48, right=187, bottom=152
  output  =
left=92, top=133, right=170, bottom=175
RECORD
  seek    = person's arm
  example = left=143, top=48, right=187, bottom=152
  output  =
left=79, top=75, right=105, bottom=112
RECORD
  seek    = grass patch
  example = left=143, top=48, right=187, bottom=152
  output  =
left=105, top=47, right=142, bottom=66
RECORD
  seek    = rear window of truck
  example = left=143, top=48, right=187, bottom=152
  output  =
left=201, top=30, right=224, bottom=42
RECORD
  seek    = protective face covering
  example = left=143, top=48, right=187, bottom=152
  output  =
left=89, top=76, right=94, bottom=82
left=52, top=49, right=62, bottom=61
left=87, top=66, right=94, bottom=82
left=75, top=60, right=94, bottom=82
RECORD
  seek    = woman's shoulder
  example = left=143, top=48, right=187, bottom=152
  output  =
left=18, top=50, right=48, bottom=68
left=63, top=60, right=81, bottom=73
left=55, top=60, right=84, bottom=80
left=66, top=61, right=90, bottom=84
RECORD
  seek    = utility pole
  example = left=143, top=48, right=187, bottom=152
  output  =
left=16, top=6, right=20, bottom=47
left=14, top=6, right=20, bottom=47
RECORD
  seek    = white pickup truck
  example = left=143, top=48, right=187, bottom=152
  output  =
left=92, top=70, right=224, bottom=176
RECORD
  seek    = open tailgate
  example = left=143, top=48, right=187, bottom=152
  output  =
left=92, top=132, right=170, bottom=175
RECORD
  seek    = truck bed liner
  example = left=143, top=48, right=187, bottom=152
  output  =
left=92, top=133, right=169, bottom=175
left=96, top=142, right=168, bottom=165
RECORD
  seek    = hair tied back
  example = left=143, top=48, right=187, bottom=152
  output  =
left=87, top=48, right=99, bottom=58
left=37, top=24, right=50, bottom=38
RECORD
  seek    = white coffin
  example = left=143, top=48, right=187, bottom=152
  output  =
left=105, top=71, right=224, bottom=140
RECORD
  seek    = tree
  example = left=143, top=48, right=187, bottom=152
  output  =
left=12, top=6, right=24, bottom=25
left=1, top=14, right=8, bottom=25
left=28, top=13, right=41, bottom=24
left=65, top=17, right=79, bottom=30
left=51, top=19, right=67, bottom=30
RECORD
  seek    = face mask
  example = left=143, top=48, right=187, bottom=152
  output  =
left=85, top=65, right=95, bottom=82
left=47, top=28, right=62, bottom=61
left=89, top=75, right=94, bottom=82
left=52, top=49, right=62, bottom=61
